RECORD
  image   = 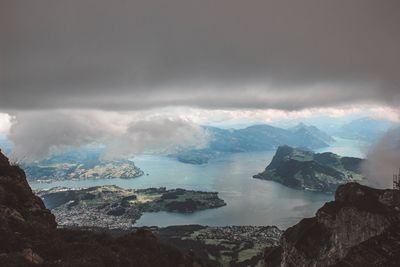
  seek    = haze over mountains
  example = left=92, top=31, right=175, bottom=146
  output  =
left=174, top=123, right=335, bottom=164
left=1, top=117, right=394, bottom=183
left=335, top=117, right=395, bottom=142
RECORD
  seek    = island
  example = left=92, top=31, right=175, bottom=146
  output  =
left=36, top=186, right=226, bottom=229
left=174, top=148, right=219, bottom=164
left=253, top=145, right=365, bottom=192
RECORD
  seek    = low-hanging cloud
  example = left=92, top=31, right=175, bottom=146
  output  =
left=1, top=0, right=400, bottom=111
left=362, top=127, right=400, bottom=189
left=104, top=118, right=209, bottom=160
left=0, top=113, right=12, bottom=134
left=2, top=0, right=400, bottom=167
left=9, top=111, right=111, bottom=160
left=7, top=111, right=208, bottom=161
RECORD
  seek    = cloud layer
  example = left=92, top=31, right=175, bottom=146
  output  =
left=1, top=0, right=400, bottom=111
left=104, top=117, right=208, bottom=160
left=8, top=111, right=208, bottom=161
left=2, top=1, right=400, bottom=165
left=363, top=127, right=400, bottom=188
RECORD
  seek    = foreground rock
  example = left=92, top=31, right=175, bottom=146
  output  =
left=37, top=186, right=226, bottom=229
left=265, top=182, right=400, bottom=266
left=0, top=150, right=202, bottom=266
left=254, top=145, right=364, bottom=192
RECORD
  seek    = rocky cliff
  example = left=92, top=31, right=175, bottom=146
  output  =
left=265, top=182, right=400, bottom=266
left=0, top=150, right=202, bottom=267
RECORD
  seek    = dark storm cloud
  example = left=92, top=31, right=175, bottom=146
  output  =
left=1, top=0, right=400, bottom=110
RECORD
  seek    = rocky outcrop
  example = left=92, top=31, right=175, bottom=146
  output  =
left=0, top=150, right=56, bottom=262
left=265, top=182, right=400, bottom=266
left=254, top=146, right=364, bottom=192
left=0, top=150, right=203, bottom=267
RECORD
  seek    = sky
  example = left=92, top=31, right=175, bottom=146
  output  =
left=1, top=0, right=400, bottom=165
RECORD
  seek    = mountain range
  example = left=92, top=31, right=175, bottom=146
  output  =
left=174, top=123, right=335, bottom=164
left=335, top=117, right=395, bottom=142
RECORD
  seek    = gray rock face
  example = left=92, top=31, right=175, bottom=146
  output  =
left=265, top=182, right=400, bottom=267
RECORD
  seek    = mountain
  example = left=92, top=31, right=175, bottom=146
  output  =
left=0, top=150, right=202, bottom=266
left=289, top=123, right=335, bottom=144
left=265, top=182, right=400, bottom=266
left=174, top=124, right=334, bottom=164
left=336, top=117, right=395, bottom=142
left=210, top=124, right=332, bottom=152
left=253, top=146, right=364, bottom=192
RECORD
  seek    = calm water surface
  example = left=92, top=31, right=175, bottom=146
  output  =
left=30, top=137, right=367, bottom=229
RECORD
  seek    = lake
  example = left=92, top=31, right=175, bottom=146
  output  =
left=30, top=137, right=368, bottom=229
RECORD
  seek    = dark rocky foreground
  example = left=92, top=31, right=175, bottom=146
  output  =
left=0, top=151, right=203, bottom=267
left=265, top=182, right=400, bottom=266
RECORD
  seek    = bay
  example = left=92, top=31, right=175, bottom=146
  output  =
left=30, top=137, right=367, bottom=229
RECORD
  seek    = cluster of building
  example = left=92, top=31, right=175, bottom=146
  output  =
left=52, top=205, right=141, bottom=230
left=27, top=160, right=144, bottom=182
left=71, top=161, right=144, bottom=179
left=194, top=225, right=282, bottom=246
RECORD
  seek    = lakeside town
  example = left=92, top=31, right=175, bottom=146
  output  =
left=36, top=185, right=226, bottom=229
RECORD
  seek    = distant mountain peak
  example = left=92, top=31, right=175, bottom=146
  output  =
left=293, top=122, right=307, bottom=128
left=336, top=117, right=395, bottom=142
left=289, top=123, right=335, bottom=144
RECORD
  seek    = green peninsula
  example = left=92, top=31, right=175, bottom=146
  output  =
left=36, top=186, right=226, bottom=229
left=253, top=145, right=365, bottom=192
